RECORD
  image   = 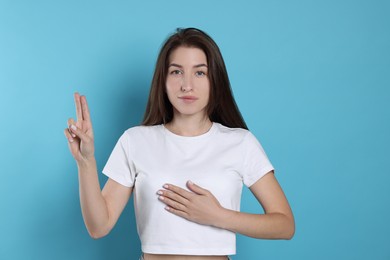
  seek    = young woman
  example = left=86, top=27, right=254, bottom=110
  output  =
left=65, top=28, right=294, bottom=260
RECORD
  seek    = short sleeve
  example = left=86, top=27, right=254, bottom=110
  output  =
left=102, top=131, right=135, bottom=187
left=241, top=132, right=274, bottom=187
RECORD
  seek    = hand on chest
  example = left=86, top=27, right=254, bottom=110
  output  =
left=133, top=140, right=244, bottom=209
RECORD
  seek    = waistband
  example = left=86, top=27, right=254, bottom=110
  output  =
left=140, top=255, right=231, bottom=260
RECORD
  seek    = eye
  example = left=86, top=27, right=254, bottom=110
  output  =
left=195, top=71, right=207, bottom=77
left=170, top=69, right=183, bottom=75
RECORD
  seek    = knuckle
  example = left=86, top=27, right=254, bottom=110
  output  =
left=174, top=202, right=180, bottom=209
left=172, top=193, right=182, bottom=201
left=164, top=191, right=172, bottom=199
left=166, top=198, right=174, bottom=206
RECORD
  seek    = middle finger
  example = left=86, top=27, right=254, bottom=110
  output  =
left=158, top=190, right=189, bottom=206
left=74, top=92, right=83, bottom=122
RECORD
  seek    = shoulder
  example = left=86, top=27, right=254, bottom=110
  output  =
left=124, top=124, right=162, bottom=133
left=122, top=124, right=164, bottom=140
left=213, top=122, right=250, bottom=140
left=213, top=122, right=264, bottom=148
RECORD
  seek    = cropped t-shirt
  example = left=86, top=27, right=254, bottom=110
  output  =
left=102, top=122, right=274, bottom=255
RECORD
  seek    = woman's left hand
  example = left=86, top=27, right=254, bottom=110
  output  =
left=157, top=181, right=225, bottom=226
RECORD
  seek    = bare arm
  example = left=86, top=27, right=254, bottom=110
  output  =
left=215, top=172, right=294, bottom=239
left=77, top=159, right=132, bottom=239
left=158, top=172, right=294, bottom=239
left=64, top=93, right=132, bottom=238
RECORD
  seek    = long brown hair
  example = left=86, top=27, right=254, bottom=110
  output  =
left=142, top=28, right=248, bottom=130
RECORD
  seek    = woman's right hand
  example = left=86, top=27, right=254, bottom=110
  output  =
left=64, top=93, right=95, bottom=164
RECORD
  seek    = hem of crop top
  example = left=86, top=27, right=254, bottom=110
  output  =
left=142, top=245, right=235, bottom=256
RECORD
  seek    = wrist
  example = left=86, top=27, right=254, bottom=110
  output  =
left=212, top=207, right=235, bottom=229
left=76, top=156, right=96, bottom=170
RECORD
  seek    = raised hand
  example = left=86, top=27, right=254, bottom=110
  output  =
left=157, top=181, right=225, bottom=226
left=64, top=93, right=95, bottom=163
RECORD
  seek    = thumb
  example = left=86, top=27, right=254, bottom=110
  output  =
left=187, top=180, right=208, bottom=195
left=69, top=124, right=90, bottom=143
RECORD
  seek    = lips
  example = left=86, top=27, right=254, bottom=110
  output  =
left=179, top=96, right=198, bottom=101
left=179, top=96, right=198, bottom=103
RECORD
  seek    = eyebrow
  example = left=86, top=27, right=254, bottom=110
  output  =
left=169, top=63, right=208, bottom=68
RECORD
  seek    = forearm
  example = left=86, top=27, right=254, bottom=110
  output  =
left=77, top=157, right=109, bottom=238
left=215, top=208, right=295, bottom=239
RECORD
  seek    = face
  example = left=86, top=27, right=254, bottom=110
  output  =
left=166, top=46, right=210, bottom=120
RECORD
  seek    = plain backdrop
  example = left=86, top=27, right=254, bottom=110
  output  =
left=0, top=0, right=389, bottom=259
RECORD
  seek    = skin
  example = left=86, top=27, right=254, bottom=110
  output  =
left=64, top=93, right=132, bottom=239
left=164, top=46, right=212, bottom=136
left=64, top=47, right=294, bottom=260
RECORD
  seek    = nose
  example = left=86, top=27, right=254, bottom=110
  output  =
left=180, top=74, right=193, bottom=92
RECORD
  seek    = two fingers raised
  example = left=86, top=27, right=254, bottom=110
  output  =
left=74, top=93, right=91, bottom=123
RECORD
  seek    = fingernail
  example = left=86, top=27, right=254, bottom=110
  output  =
left=163, top=184, right=169, bottom=189
left=159, top=196, right=164, bottom=200
left=157, top=190, right=163, bottom=195
left=71, top=125, right=77, bottom=131
left=165, top=206, right=170, bottom=211
left=68, top=137, right=74, bottom=143
left=188, top=180, right=194, bottom=185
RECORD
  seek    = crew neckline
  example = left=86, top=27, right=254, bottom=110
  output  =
left=162, top=122, right=217, bottom=140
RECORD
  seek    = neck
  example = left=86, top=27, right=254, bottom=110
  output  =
left=165, top=115, right=212, bottom=137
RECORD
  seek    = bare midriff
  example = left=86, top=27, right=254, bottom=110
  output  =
left=143, top=254, right=229, bottom=260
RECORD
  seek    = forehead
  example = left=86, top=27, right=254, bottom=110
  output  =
left=168, top=46, right=207, bottom=65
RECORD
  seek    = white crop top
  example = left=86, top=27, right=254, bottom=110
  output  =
left=102, top=123, right=274, bottom=255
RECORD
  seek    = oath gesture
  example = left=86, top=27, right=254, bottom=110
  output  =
left=64, top=93, right=95, bottom=163
left=158, top=181, right=225, bottom=227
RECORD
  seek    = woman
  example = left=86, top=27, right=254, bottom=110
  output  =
left=65, top=28, right=294, bottom=260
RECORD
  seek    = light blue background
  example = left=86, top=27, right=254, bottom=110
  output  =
left=1, top=0, right=389, bottom=259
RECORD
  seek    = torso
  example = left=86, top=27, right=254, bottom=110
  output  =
left=103, top=123, right=273, bottom=256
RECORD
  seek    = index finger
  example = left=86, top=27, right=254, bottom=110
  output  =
left=74, top=92, right=83, bottom=121
left=163, top=184, right=193, bottom=199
